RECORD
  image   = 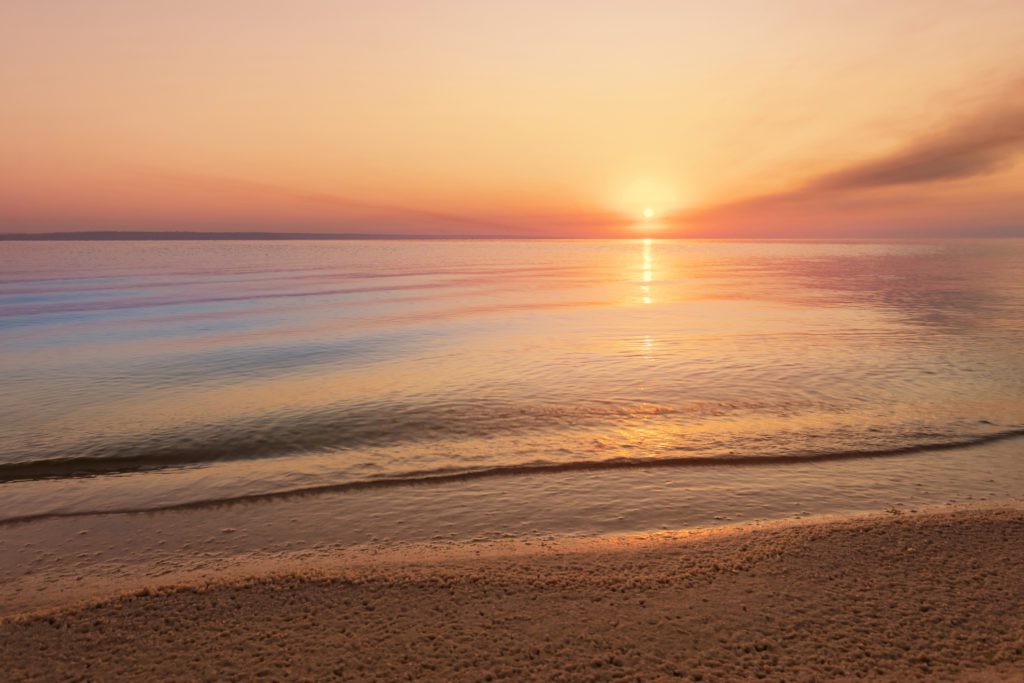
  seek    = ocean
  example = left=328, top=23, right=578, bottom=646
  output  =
left=2, top=239, right=1024, bottom=527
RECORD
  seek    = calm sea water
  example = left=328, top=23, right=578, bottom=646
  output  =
left=2, top=239, right=1023, bottom=522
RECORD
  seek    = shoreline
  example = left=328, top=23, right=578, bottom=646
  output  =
left=7, top=425, right=1024, bottom=523
left=4, top=435, right=1023, bottom=621
left=4, top=504, right=1023, bottom=681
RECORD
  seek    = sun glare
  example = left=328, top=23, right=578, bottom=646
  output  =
left=643, top=208, right=654, bottom=219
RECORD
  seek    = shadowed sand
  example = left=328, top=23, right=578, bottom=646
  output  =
left=3, top=506, right=1023, bottom=682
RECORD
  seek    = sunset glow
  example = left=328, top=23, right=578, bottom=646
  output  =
left=2, top=1, right=1023, bottom=238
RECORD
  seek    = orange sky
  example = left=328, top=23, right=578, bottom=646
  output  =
left=2, top=0, right=1023, bottom=237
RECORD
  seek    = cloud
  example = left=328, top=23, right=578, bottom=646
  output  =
left=682, top=79, right=1024, bottom=227
left=136, top=170, right=543, bottom=236
left=140, top=171, right=632, bottom=236
left=809, top=97, right=1024, bottom=191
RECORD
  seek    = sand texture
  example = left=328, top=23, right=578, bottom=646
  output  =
left=3, top=506, right=1023, bottom=682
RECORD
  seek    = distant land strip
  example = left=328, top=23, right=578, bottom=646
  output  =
left=0, top=231, right=536, bottom=241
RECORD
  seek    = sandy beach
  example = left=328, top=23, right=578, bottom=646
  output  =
left=3, top=505, right=1022, bottom=682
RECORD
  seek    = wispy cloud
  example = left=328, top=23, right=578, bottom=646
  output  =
left=810, top=95, right=1024, bottom=190
left=139, top=170, right=636, bottom=236
left=683, top=78, right=1024, bottom=227
left=139, top=170, right=543, bottom=236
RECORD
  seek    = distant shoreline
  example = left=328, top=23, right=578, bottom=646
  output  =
left=2, top=231, right=1021, bottom=241
left=0, top=231, right=534, bottom=241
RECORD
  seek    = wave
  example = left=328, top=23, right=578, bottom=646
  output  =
left=3, top=427, right=1023, bottom=525
left=0, top=399, right=687, bottom=482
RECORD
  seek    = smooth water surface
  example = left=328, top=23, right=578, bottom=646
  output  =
left=2, top=239, right=1023, bottom=521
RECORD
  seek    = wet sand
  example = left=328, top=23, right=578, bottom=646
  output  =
left=3, top=505, right=1023, bottom=682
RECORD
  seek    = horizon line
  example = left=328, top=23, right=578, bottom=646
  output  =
left=1, top=230, right=1022, bottom=242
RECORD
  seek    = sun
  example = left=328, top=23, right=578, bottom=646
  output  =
left=642, top=207, right=654, bottom=220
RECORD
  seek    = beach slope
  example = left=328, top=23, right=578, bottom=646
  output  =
left=3, top=506, right=1023, bottom=681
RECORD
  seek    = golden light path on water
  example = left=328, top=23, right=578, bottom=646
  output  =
left=641, top=237, right=654, bottom=305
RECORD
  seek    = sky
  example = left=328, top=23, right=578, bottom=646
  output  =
left=2, top=0, right=1023, bottom=238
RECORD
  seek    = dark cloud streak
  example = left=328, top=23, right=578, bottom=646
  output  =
left=809, top=96, right=1024, bottom=191
left=680, top=80, right=1024, bottom=227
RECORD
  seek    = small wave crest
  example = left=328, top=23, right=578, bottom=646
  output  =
left=0, top=399, right=690, bottom=482
left=3, top=427, right=1023, bottom=525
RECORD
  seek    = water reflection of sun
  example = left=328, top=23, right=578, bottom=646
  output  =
left=641, top=238, right=653, bottom=305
